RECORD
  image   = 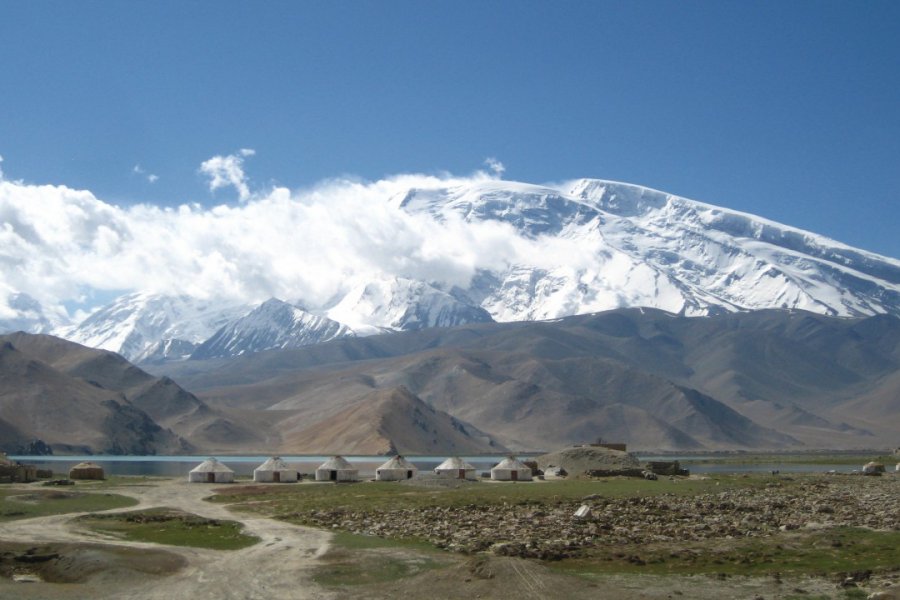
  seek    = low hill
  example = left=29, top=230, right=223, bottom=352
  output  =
left=535, top=446, right=643, bottom=475
left=282, top=386, right=505, bottom=455
left=0, top=340, right=187, bottom=454
left=151, top=309, right=900, bottom=451
left=0, top=333, right=265, bottom=454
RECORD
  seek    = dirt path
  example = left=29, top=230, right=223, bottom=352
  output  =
left=0, top=479, right=335, bottom=599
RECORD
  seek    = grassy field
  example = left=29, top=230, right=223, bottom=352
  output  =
left=208, top=474, right=765, bottom=515
left=676, top=453, right=897, bottom=466
left=0, top=488, right=138, bottom=521
left=553, top=527, right=900, bottom=577
left=209, top=474, right=900, bottom=583
left=76, top=507, right=259, bottom=550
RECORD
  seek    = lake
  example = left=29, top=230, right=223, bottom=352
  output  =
left=7, top=454, right=878, bottom=478
left=6, top=454, right=519, bottom=478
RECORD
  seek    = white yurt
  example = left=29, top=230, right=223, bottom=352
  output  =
left=862, top=461, right=885, bottom=476
left=315, top=456, right=358, bottom=482
left=188, top=458, right=235, bottom=483
left=491, top=456, right=533, bottom=481
left=375, top=455, right=418, bottom=481
left=434, top=456, right=477, bottom=480
left=253, top=457, right=297, bottom=483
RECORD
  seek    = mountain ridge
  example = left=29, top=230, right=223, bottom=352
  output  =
left=151, top=308, right=899, bottom=452
left=4, top=177, right=900, bottom=366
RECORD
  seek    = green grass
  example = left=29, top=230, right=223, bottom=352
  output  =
left=0, top=488, right=138, bottom=521
left=552, top=527, right=900, bottom=578
left=209, top=475, right=764, bottom=517
left=76, top=507, right=259, bottom=550
left=679, top=453, right=897, bottom=466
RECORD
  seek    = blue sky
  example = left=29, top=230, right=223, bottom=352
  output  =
left=1, top=1, right=899, bottom=258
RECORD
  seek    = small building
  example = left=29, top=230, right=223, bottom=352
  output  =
left=188, top=458, right=234, bottom=483
left=434, top=456, right=477, bottom=480
left=375, top=455, right=418, bottom=481
left=0, top=454, right=38, bottom=483
left=315, top=456, right=358, bottom=482
left=253, top=456, right=297, bottom=483
left=491, top=456, right=533, bottom=481
left=862, top=461, right=885, bottom=476
left=68, top=462, right=105, bottom=480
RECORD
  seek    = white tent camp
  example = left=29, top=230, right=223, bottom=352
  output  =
left=434, top=456, right=477, bottom=480
left=315, top=456, right=358, bottom=482
left=188, top=458, right=234, bottom=483
left=253, top=456, right=297, bottom=483
left=491, top=456, right=533, bottom=481
left=375, top=455, right=418, bottom=481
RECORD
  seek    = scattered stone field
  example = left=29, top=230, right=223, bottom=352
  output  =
left=286, top=475, right=899, bottom=561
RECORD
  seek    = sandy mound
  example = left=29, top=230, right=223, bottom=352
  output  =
left=535, top=446, right=642, bottom=475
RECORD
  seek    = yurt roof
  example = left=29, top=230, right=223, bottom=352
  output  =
left=190, top=458, right=234, bottom=473
left=493, top=456, right=529, bottom=470
left=0, top=453, right=13, bottom=467
left=71, top=461, right=103, bottom=470
left=436, top=457, right=475, bottom=471
left=378, top=455, right=416, bottom=470
left=256, top=457, right=291, bottom=471
left=864, top=461, right=884, bottom=468
left=318, top=456, right=354, bottom=470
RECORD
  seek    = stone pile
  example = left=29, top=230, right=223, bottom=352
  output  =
left=288, top=476, right=899, bottom=560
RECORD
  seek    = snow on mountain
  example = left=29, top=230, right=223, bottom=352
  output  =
left=135, top=338, right=200, bottom=365
left=0, top=292, right=58, bottom=334
left=396, top=178, right=900, bottom=321
left=56, top=292, right=253, bottom=362
left=325, top=276, right=494, bottom=335
left=25, top=177, right=900, bottom=359
left=191, top=298, right=353, bottom=359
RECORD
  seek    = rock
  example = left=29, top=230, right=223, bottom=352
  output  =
left=573, top=505, right=592, bottom=519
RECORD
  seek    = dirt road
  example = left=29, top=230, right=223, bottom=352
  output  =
left=0, top=479, right=335, bottom=599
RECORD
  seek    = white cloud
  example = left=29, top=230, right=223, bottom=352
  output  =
left=0, top=168, right=597, bottom=327
left=0, top=154, right=4, bottom=180
left=133, top=164, right=159, bottom=184
left=484, top=157, right=505, bottom=178
left=199, top=149, right=255, bottom=201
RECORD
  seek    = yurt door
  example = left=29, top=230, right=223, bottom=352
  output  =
left=330, top=471, right=337, bottom=481
left=274, top=472, right=281, bottom=483
left=207, top=473, right=215, bottom=483
left=407, top=470, right=413, bottom=479
left=511, top=471, right=518, bottom=482
left=458, top=469, right=466, bottom=479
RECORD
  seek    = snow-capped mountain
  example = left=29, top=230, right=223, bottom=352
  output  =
left=325, top=276, right=494, bottom=335
left=135, top=338, right=200, bottom=364
left=57, top=292, right=253, bottom=362
left=191, top=298, right=353, bottom=359
left=0, top=293, right=57, bottom=334
left=398, top=179, right=900, bottom=320
left=17, top=177, right=899, bottom=360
